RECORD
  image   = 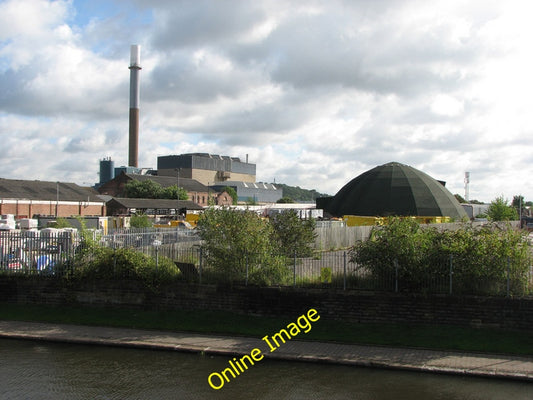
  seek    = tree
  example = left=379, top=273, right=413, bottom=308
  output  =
left=269, top=210, right=316, bottom=257
left=48, top=217, right=72, bottom=228
left=197, top=208, right=288, bottom=285
left=125, top=180, right=162, bottom=198
left=512, top=195, right=525, bottom=217
left=512, top=195, right=524, bottom=209
left=130, top=214, right=152, bottom=228
left=350, top=218, right=530, bottom=295
left=161, top=184, right=188, bottom=200
left=273, top=183, right=329, bottom=202
left=125, top=180, right=188, bottom=200
left=221, top=186, right=238, bottom=205
left=487, top=196, right=518, bottom=221
left=276, top=197, right=295, bottom=203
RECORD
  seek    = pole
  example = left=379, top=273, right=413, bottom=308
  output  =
left=507, top=256, right=510, bottom=297
left=293, top=250, right=296, bottom=287
left=394, top=259, right=399, bottom=293
left=343, top=251, right=347, bottom=290
left=198, top=247, right=203, bottom=284
left=449, top=254, right=453, bottom=295
left=245, top=252, right=249, bottom=286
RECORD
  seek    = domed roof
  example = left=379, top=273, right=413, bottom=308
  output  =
left=325, top=162, right=467, bottom=219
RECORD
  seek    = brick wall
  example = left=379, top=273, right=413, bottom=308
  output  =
left=0, top=200, right=105, bottom=218
left=1, top=278, right=531, bottom=330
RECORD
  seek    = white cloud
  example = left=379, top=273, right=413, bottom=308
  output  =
left=1, top=0, right=533, bottom=203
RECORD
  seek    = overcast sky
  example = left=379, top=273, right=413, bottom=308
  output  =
left=1, top=0, right=532, bottom=202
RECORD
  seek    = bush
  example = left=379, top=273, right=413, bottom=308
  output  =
left=197, top=207, right=290, bottom=285
left=130, top=214, right=152, bottom=228
left=270, top=210, right=316, bottom=257
left=73, top=247, right=180, bottom=286
left=350, top=218, right=531, bottom=295
left=487, top=196, right=518, bottom=221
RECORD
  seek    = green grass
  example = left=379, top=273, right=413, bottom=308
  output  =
left=1, top=302, right=532, bottom=355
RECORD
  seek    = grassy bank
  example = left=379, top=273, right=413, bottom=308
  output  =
left=1, top=303, right=532, bottom=355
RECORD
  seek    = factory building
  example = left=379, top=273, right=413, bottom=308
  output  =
left=157, top=153, right=256, bottom=186
left=0, top=178, right=106, bottom=219
left=210, top=181, right=282, bottom=204
left=97, top=173, right=233, bottom=207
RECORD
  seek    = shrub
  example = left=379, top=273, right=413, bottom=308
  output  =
left=197, top=207, right=289, bottom=285
left=269, top=210, right=316, bottom=257
left=73, top=247, right=180, bottom=286
left=350, top=218, right=531, bottom=295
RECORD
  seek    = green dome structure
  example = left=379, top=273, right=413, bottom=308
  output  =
left=321, top=162, right=467, bottom=219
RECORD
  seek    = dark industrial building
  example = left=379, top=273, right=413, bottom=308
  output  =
left=157, top=153, right=256, bottom=186
left=318, top=162, right=467, bottom=220
left=106, top=198, right=204, bottom=216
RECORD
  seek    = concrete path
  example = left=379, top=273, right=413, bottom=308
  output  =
left=1, top=320, right=532, bottom=382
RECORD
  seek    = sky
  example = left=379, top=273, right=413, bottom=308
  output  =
left=1, top=0, right=532, bottom=203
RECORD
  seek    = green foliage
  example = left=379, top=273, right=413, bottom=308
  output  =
left=130, top=214, right=152, bottom=228
left=125, top=180, right=162, bottom=198
left=221, top=186, right=238, bottom=205
left=125, top=180, right=188, bottom=200
left=512, top=195, right=524, bottom=209
left=454, top=194, right=466, bottom=203
left=269, top=210, right=316, bottom=257
left=48, top=217, right=72, bottom=228
left=487, top=196, right=518, bottom=221
left=74, top=247, right=180, bottom=285
left=350, top=218, right=531, bottom=295
left=197, top=208, right=289, bottom=285
left=276, top=197, right=295, bottom=203
left=273, top=183, right=329, bottom=202
left=454, top=194, right=485, bottom=205
left=74, top=216, right=101, bottom=258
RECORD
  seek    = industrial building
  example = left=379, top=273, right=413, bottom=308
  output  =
left=210, top=181, right=282, bottom=203
left=157, top=153, right=256, bottom=186
left=105, top=198, right=204, bottom=216
left=318, top=162, right=467, bottom=220
left=0, top=178, right=106, bottom=218
left=97, top=173, right=233, bottom=208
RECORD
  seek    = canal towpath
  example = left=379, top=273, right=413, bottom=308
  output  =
left=0, top=320, right=532, bottom=382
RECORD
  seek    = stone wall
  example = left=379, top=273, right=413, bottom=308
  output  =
left=1, top=277, right=531, bottom=330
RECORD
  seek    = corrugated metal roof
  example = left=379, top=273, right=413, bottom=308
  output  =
left=213, top=181, right=279, bottom=190
left=0, top=178, right=102, bottom=202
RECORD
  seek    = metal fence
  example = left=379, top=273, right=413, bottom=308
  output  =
left=1, top=229, right=532, bottom=297
left=189, top=249, right=532, bottom=297
left=0, top=228, right=200, bottom=275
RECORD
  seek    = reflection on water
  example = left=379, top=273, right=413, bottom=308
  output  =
left=0, top=338, right=532, bottom=400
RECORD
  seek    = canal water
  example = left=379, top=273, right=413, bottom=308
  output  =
left=0, top=338, right=532, bottom=399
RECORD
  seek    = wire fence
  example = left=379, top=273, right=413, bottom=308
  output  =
left=1, top=230, right=532, bottom=297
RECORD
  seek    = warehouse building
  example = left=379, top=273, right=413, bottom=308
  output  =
left=0, top=178, right=106, bottom=218
left=157, top=153, right=256, bottom=186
